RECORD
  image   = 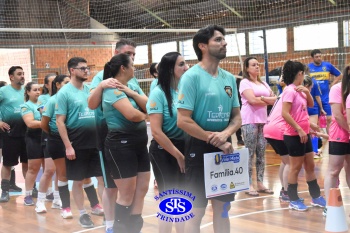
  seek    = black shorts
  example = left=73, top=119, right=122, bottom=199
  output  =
left=283, top=134, right=313, bottom=157
left=266, top=138, right=288, bottom=156
left=96, top=120, right=108, bottom=152
left=99, top=150, right=117, bottom=188
left=149, top=139, right=185, bottom=194
left=329, top=141, right=350, bottom=155
left=25, top=132, right=44, bottom=160
left=47, top=134, right=65, bottom=160
left=2, top=133, right=27, bottom=166
left=41, top=131, right=48, bottom=146
left=0, top=133, right=3, bottom=148
left=104, top=130, right=150, bottom=179
left=185, top=136, right=235, bottom=208
left=66, top=148, right=102, bottom=181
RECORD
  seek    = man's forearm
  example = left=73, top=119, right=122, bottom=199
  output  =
left=88, top=85, right=103, bottom=110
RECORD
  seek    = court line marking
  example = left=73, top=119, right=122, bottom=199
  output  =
left=200, top=203, right=350, bottom=229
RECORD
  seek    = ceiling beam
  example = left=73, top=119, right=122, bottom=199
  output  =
left=133, top=0, right=172, bottom=28
left=327, top=0, right=337, bottom=5
left=218, top=0, right=243, bottom=19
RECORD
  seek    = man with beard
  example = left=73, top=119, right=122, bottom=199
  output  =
left=177, top=25, right=242, bottom=233
left=56, top=57, right=103, bottom=228
left=0, top=66, right=28, bottom=202
left=308, top=49, right=342, bottom=129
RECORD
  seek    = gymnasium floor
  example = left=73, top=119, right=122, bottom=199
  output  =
left=0, top=126, right=349, bottom=233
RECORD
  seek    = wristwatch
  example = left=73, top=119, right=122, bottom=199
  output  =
left=261, top=96, right=265, bottom=101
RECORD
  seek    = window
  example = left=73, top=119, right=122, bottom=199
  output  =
left=344, top=20, right=350, bottom=47
left=249, top=28, right=287, bottom=54
left=226, top=33, right=246, bottom=56
left=179, top=39, right=197, bottom=60
left=134, top=45, right=148, bottom=65
left=152, top=41, right=177, bottom=62
left=294, top=22, right=338, bottom=50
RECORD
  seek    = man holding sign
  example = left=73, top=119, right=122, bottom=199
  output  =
left=177, top=25, right=242, bottom=233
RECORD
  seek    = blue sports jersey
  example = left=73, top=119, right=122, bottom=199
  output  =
left=308, top=61, right=341, bottom=104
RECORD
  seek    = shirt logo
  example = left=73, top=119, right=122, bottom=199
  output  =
left=224, top=86, right=232, bottom=98
left=178, top=93, right=184, bottom=104
left=322, top=66, right=327, bottom=71
left=150, top=100, right=158, bottom=111
left=114, top=90, right=123, bottom=96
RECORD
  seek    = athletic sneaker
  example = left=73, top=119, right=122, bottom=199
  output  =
left=280, top=192, right=290, bottom=202
left=35, top=200, right=47, bottom=213
left=323, top=207, right=327, bottom=217
left=9, top=184, right=22, bottom=192
left=91, top=204, right=104, bottom=216
left=61, top=207, right=73, bottom=219
left=79, top=213, right=94, bottom=228
left=0, top=191, right=9, bottom=203
left=106, top=227, right=113, bottom=233
left=311, top=196, right=326, bottom=208
left=24, top=195, right=35, bottom=206
left=46, top=193, right=54, bottom=201
left=51, top=199, right=62, bottom=209
left=289, top=199, right=308, bottom=211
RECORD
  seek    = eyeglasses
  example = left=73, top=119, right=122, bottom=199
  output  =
left=72, top=67, right=90, bottom=72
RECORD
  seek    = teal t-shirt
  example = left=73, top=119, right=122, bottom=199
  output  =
left=146, top=86, right=183, bottom=140
left=102, top=83, right=146, bottom=132
left=56, top=83, right=96, bottom=149
left=21, top=100, right=41, bottom=121
left=177, top=64, right=239, bottom=132
left=89, top=70, right=140, bottom=125
left=149, top=79, right=158, bottom=93
left=38, top=93, right=50, bottom=109
left=0, top=85, right=26, bottom=137
left=42, top=95, right=59, bottom=135
left=21, top=100, right=42, bottom=134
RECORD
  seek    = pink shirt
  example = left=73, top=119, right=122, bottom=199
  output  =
left=239, top=79, right=271, bottom=125
left=329, top=83, right=348, bottom=142
left=282, top=84, right=309, bottom=136
left=263, top=94, right=285, bottom=140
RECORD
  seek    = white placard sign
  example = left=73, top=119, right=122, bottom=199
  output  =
left=204, top=148, right=249, bottom=198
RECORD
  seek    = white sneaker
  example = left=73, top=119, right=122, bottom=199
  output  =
left=61, top=207, right=73, bottom=219
left=91, top=204, right=104, bottom=216
left=51, top=199, right=62, bottom=209
left=35, top=201, right=47, bottom=213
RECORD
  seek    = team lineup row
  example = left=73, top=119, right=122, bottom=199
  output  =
left=0, top=24, right=348, bottom=233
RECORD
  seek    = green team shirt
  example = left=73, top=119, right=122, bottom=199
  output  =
left=38, top=93, right=50, bottom=109
left=42, top=95, right=59, bottom=135
left=56, top=83, right=96, bottom=149
left=89, top=70, right=140, bottom=125
left=149, top=79, right=158, bottom=93
left=102, top=83, right=146, bottom=132
left=146, top=86, right=183, bottom=140
left=21, top=100, right=41, bottom=121
left=0, top=85, right=26, bottom=137
left=177, top=64, right=239, bottom=132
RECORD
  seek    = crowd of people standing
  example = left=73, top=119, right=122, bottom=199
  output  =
left=0, top=24, right=347, bottom=233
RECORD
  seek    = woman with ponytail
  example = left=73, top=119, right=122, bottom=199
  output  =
left=323, top=65, right=350, bottom=216
left=102, top=53, right=150, bottom=233
left=146, top=52, right=188, bottom=233
left=281, top=60, right=325, bottom=212
left=40, top=75, right=71, bottom=217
